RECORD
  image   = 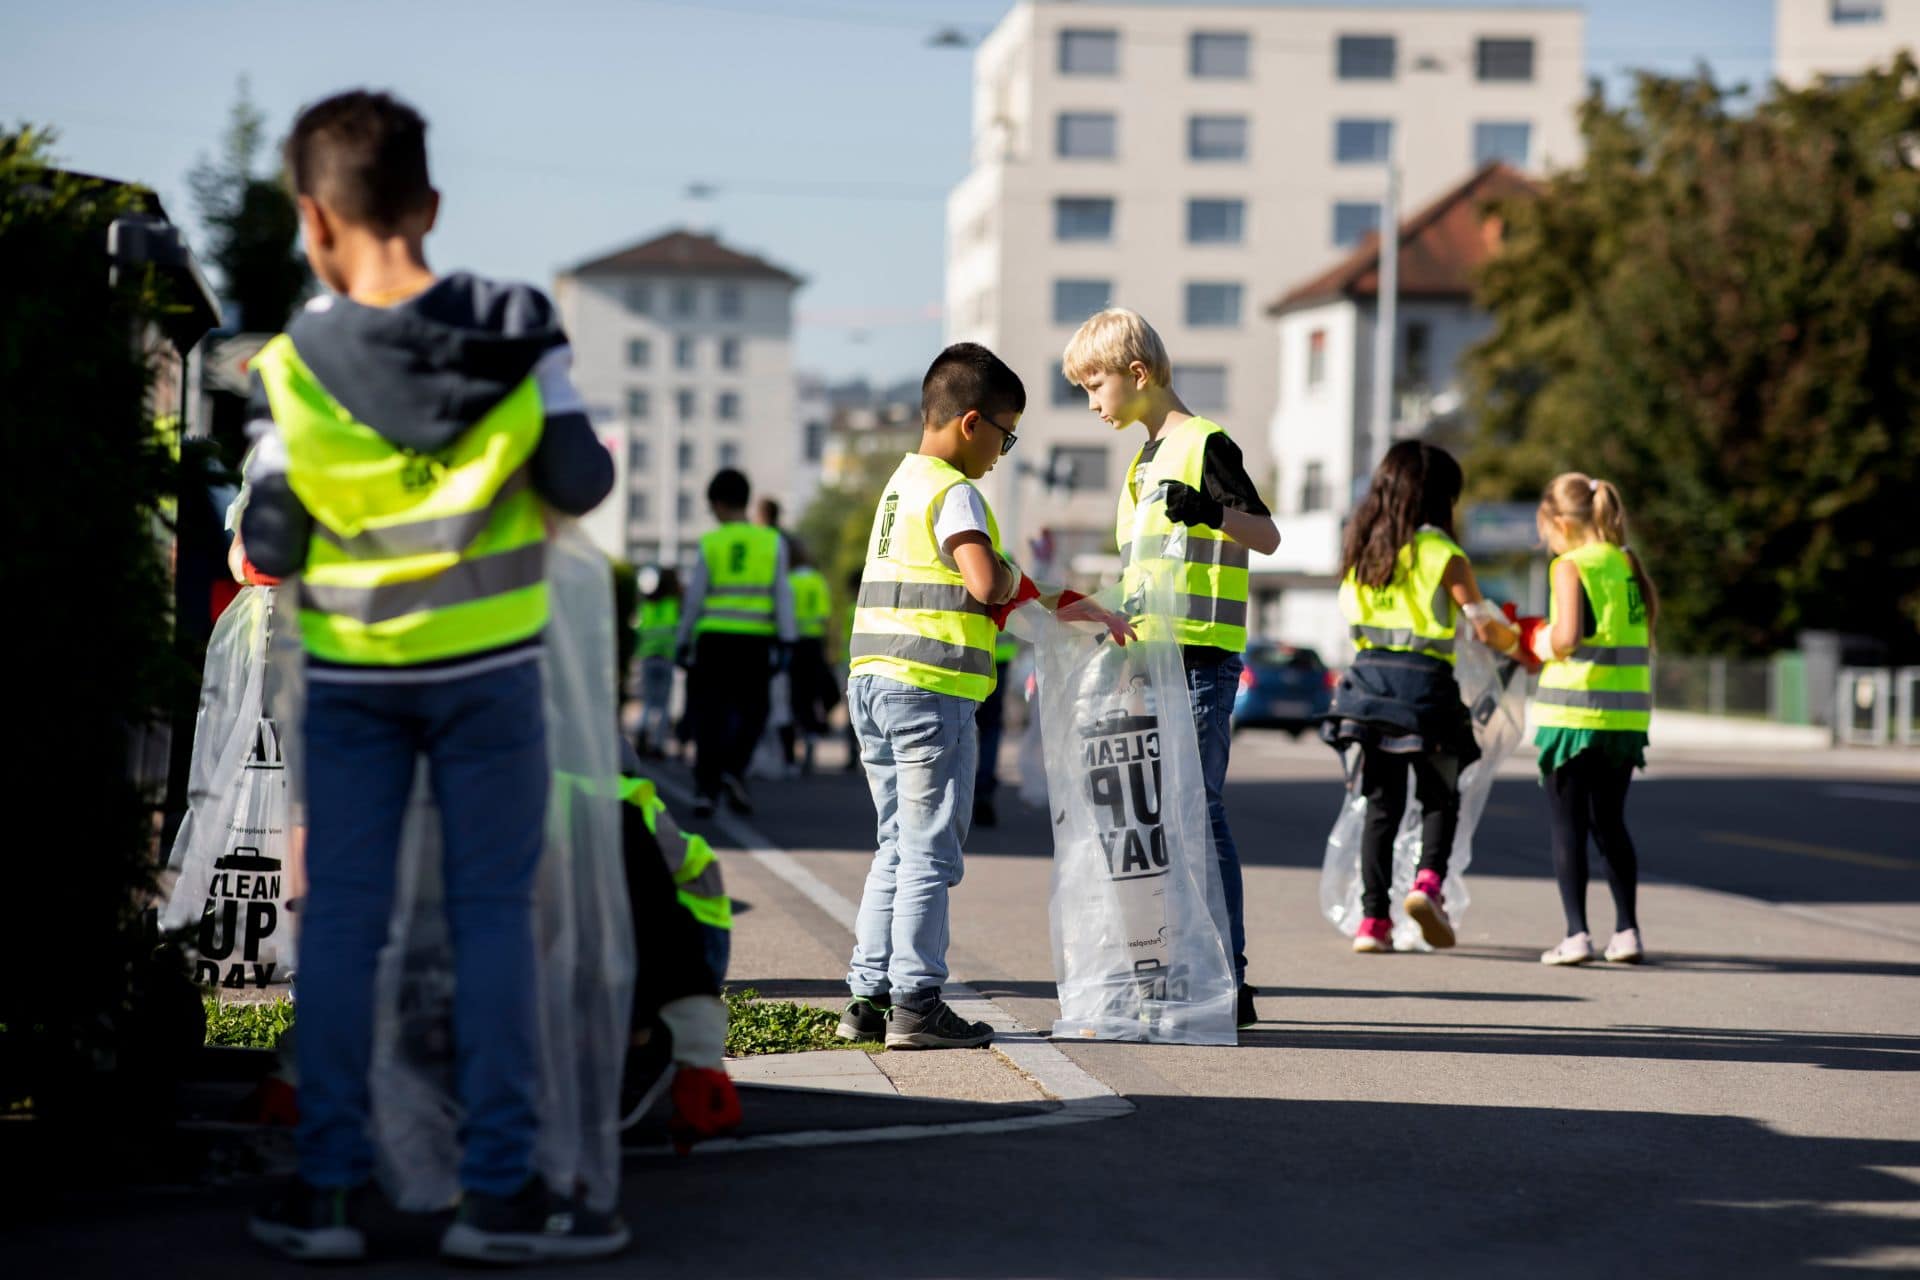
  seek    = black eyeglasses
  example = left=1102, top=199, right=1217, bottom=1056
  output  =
left=980, top=413, right=1019, bottom=456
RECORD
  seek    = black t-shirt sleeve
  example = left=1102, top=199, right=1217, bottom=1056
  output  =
left=1200, top=434, right=1270, bottom=517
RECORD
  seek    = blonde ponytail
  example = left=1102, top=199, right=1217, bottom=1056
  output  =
left=1539, top=472, right=1629, bottom=546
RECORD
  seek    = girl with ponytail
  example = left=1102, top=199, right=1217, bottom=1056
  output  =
left=1522, top=474, right=1658, bottom=965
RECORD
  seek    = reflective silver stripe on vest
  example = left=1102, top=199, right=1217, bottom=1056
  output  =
left=312, top=472, right=530, bottom=559
left=1534, top=687, right=1652, bottom=711
left=300, top=541, right=546, bottom=624
left=1570, top=644, right=1651, bottom=666
left=857, top=580, right=992, bottom=615
left=679, top=862, right=726, bottom=901
left=1182, top=595, right=1249, bottom=627
left=1121, top=535, right=1251, bottom=570
left=1349, top=624, right=1455, bottom=658
left=848, top=632, right=994, bottom=678
left=702, top=607, right=774, bottom=624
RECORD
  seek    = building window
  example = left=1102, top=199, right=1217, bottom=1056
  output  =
left=719, top=336, right=742, bottom=370
left=717, top=391, right=740, bottom=421
left=629, top=492, right=650, bottom=522
left=676, top=389, right=696, bottom=422
left=1053, top=367, right=1083, bottom=406
left=1301, top=462, right=1328, bottom=513
left=1048, top=445, right=1109, bottom=493
left=626, top=337, right=651, bottom=368
left=1190, top=31, right=1249, bottom=79
left=1404, top=322, right=1431, bottom=387
left=625, top=283, right=652, bottom=314
left=1332, top=201, right=1381, bottom=247
left=1307, top=329, right=1327, bottom=389
left=630, top=439, right=651, bottom=473
left=1185, top=282, right=1243, bottom=328
left=1175, top=364, right=1228, bottom=412
left=1059, top=28, right=1118, bottom=75
left=1053, top=278, right=1112, bottom=325
left=1476, top=38, right=1535, bottom=82
left=627, top=388, right=651, bottom=420
left=1188, top=115, right=1248, bottom=162
left=671, top=283, right=697, bottom=317
left=675, top=335, right=696, bottom=370
left=676, top=491, right=692, bottom=522
left=1187, top=198, right=1245, bottom=245
left=1057, top=112, right=1117, bottom=159
left=716, top=284, right=742, bottom=319
left=676, top=440, right=694, bottom=471
left=718, top=440, right=740, bottom=468
left=804, top=420, right=826, bottom=463
left=1055, top=196, right=1116, bottom=241
left=1337, top=34, right=1396, bottom=80
left=1474, top=121, right=1532, bottom=168
left=1830, top=1, right=1884, bottom=23
left=1335, top=119, right=1393, bottom=164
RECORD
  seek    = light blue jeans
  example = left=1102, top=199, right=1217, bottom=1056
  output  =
left=845, top=674, right=978, bottom=1010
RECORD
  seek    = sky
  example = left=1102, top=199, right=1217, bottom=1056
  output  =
left=3, top=0, right=1776, bottom=384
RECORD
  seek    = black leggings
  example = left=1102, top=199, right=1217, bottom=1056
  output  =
left=1545, top=752, right=1639, bottom=935
left=1358, top=746, right=1461, bottom=919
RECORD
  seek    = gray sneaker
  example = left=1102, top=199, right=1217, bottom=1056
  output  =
left=836, top=996, right=889, bottom=1043
left=885, top=999, right=993, bottom=1050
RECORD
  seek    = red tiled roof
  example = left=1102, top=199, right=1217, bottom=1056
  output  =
left=1267, top=162, right=1538, bottom=315
left=567, top=228, right=803, bottom=285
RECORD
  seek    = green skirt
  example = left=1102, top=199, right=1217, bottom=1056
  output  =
left=1534, top=726, right=1648, bottom=780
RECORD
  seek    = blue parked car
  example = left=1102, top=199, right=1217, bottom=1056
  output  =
left=1232, top=642, right=1336, bottom=736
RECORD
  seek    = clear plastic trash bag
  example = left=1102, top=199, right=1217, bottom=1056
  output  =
left=1009, top=519, right=1236, bottom=1046
left=1318, top=628, right=1531, bottom=949
left=367, top=524, right=636, bottom=1212
left=162, top=585, right=298, bottom=988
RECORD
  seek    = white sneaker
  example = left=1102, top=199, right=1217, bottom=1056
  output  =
left=1604, top=928, right=1644, bottom=964
left=1540, top=933, right=1594, bottom=966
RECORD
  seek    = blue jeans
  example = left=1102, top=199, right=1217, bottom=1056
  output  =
left=845, top=675, right=977, bottom=1010
left=1188, top=654, right=1248, bottom=984
left=298, top=658, right=548, bottom=1196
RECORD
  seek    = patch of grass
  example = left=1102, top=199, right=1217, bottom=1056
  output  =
left=725, top=987, right=879, bottom=1057
left=203, top=995, right=294, bottom=1050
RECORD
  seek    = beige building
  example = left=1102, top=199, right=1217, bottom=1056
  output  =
left=945, top=1, right=1585, bottom=568
left=1774, top=0, right=1920, bottom=87
left=554, top=229, right=805, bottom=566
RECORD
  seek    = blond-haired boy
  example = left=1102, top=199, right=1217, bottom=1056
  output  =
left=1063, top=307, right=1280, bottom=1031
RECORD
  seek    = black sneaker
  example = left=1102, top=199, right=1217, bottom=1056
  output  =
left=691, top=794, right=717, bottom=819
left=835, top=996, right=890, bottom=1043
left=1237, top=984, right=1260, bottom=1030
left=248, top=1178, right=370, bottom=1262
left=972, top=795, right=998, bottom=828
left=441, top=1177, right=629, bottom=1263
left=720, top=774, right=753, bottom=815
left=885, top=999, right=993, bottom=1050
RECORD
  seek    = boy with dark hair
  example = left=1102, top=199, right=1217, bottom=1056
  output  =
left=836, top=343, right=1130, bottom=1049
left=240, top=88, right=622, bottom=1263
left=676, top=467, right=794, bottom=817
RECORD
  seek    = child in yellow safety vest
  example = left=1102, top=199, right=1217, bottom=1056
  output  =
left=1324, top=442, right=1519, bottom=955
left=1519, top=474, right=1657, bottom=967
left=633, top=567, right=681, bottom=759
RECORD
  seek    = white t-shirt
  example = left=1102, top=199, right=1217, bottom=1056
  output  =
left=930, top=482, right=990, bottom=570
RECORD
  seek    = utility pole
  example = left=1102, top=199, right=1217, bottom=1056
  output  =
left=1368, top=162, right=1401, bottom=478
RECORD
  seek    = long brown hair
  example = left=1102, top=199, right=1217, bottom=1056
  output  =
left=1340, top=441, right=1463, bottom=589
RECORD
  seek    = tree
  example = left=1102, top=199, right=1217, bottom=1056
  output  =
left=1465, top=57, right=1920, bottom=655
left=796, top=436, right=908, bottom=656
left=188, top=79, right=309, bottom=333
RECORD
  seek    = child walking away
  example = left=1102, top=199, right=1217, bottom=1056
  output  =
left=1062, top=308, right=1280, bottom=1029
left=634, top=566, right=681, bottom=759
left=238, top=90, right=623, bottom=1262
left=783, top=543, right=838, bottom=775
left=1325, top=442, right=1517, bottom=955
left=1524, top=474, right=1655, bottom=966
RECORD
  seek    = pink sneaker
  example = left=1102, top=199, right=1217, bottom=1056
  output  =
left=1352, top=916, right=1394, bottom=953
left=1403, top=870, right=1456, bottom=950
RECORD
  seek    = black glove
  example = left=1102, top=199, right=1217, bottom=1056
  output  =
left=1162, top=479, right=1225, bottom=530
left=770, top=642, right=791, bottom=674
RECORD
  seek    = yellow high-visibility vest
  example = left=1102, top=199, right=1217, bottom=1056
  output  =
left=1115, top=418, right=1250, bottom=651
left=694, top=523, right=780, bottom=637
left=849, top=453, right=1003, bottom=702
left=635, top=596, right=680, bottom=660
left=1535, top=541, right=1653, bottom=731
left=621, top=776, right=731, bottom=931
left=252, top=334, right=548, bottom=666
left=790, top=566, right=830, bottom=640
left=1338, top=528, right=1463, bottom=666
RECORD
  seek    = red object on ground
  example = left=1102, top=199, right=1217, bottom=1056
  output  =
left=668, top=1066, right=743, bottom=1154
left=989, top=573, right=1042, bottom=629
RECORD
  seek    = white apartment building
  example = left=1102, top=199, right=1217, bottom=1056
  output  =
left=1775, top=0, right=1920, bottom=87
left=554, top=229, right=805, bottom=566
left=944, top=1, right=1585, bottom=569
